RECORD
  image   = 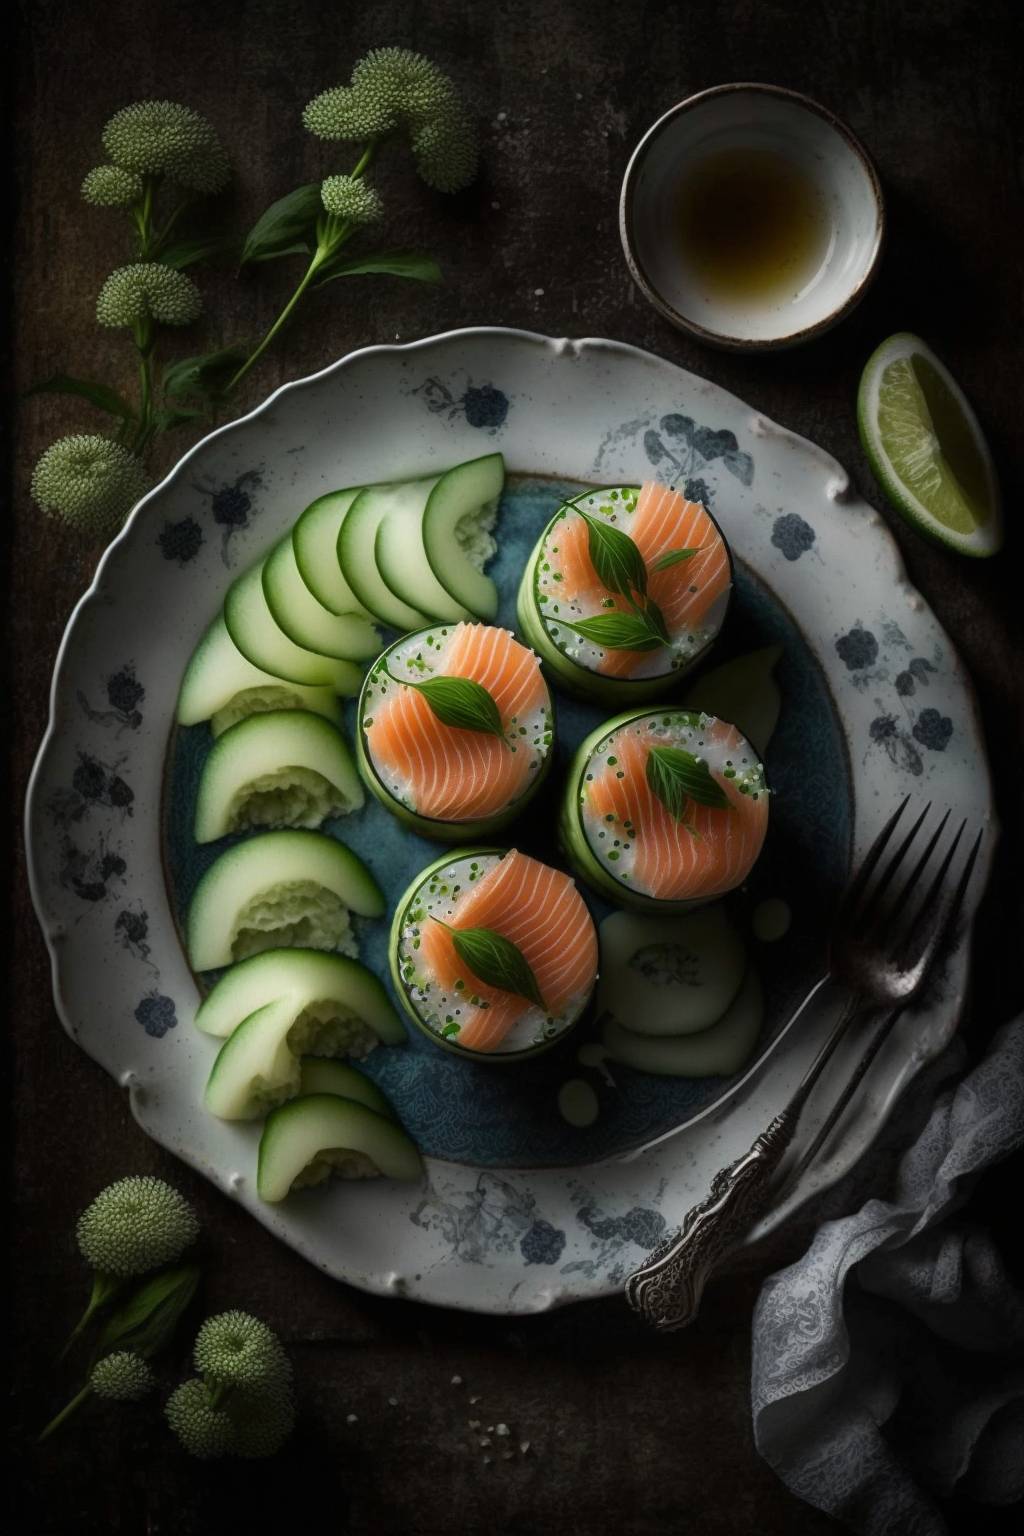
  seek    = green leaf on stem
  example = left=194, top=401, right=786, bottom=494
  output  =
left=313, top=250, right=443, bottom=288
left=151, top=406, right=205, bottom=433
left=651, top=547, right=698, bottom=571
left=645, top=746, right=730, bottom=822
left=395, top=672, right=504, bottom=740
left=561, top=612, right=664, bottom=651
left=642, top=598, right=671, bottom=646
left=94, top=1262, right=201, bottom=1362
left=159, top=234, right=237, bottom=270
left=577, top=508, right=648, bottom=600
left=438, top=922, right=547, bottom=1011
left=162, top=345, right=250, bottom=402
left=25, top=375, right=136, bottom=423
left=240, top=185, right=322, bottom=266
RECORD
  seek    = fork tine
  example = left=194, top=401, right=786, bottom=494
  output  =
left=854, top=800, right=932, bottom=930
left=838, top=795, right=910, bottom=921
left=872, top=807, right=951, bottom=934
left=896, top=821, right=979, bottom=968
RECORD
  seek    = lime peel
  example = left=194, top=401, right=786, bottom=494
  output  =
left=857, top=332, right=1002, bottom=558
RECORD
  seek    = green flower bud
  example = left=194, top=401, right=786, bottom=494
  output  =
left=303, top=85, right=400, bottom=141
left=96, top=264, right=202, bottom=329
left=165, top=1379, right=235, bottom=1459
left=31, top=436, right=149, bottom=539
left=81, top=165, right=144, bottom=208
left=320, top=173, right=383, bottom=224
left=91, top=1351, right=156, bottom=1402
left=193, top=1311, right=292, bottom=1393
left=75, top=1175, right=199, bottom=1277
left=411, top=105, right=479, bottom=193
left=101, top=101, right=230, bottom=193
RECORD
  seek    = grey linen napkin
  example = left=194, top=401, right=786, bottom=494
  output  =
left=751, top=1014, right=1024, bottom=1534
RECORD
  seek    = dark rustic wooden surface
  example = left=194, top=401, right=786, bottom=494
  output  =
left=7, top=1, right=1023, bottom=1531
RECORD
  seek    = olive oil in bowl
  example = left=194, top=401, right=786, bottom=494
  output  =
left=675, top=147, right=832, bottom=307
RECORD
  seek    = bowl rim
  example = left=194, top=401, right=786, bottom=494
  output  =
left=618, top=81, right=887, bottom=351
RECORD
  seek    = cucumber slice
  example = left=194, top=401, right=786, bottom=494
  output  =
left=205, top=986, right=400, bottom=1120
left=421, top=453, right=503, bottom=620
left=187, top=829, right=385, bottom=971
left=224, top=558, right=363, bottom=692
left=374, top=481, right=472, bottom=623
left=262, top=537, right=381, bottom=660
left=601, top=967, right=763, bottom=1076
left=205, top=998, right=303, bottom=1120
left=194, top=710, right=364, bottom=843
left=339, top=481, right=436, bottom=630
left=177, top=616, right=343, bottom=734
left=292, top=488, right=369, bottom=616
left=597, top=906, right=746, bottom=1036
left=194, top=947, right=404, bottom=1045
left=297, top=1058, right=396, bottom=1117
left=257, top=1094, right=423, bottom=1201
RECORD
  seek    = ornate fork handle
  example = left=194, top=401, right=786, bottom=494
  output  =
left=625, top=1106, right=799, bottom=1331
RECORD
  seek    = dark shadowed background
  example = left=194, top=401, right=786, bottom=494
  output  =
left=6, top=0, right=1022, bottom=1531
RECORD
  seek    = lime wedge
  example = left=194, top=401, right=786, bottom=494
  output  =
left=857, top=332, right=1002, bottom=557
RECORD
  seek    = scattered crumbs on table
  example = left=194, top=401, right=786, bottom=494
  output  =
left=483, top=1457, right=493, bottom=1467
left=388, top=1396, right=399, bottom=1407
left=451, top=1374, right=463, bottom=1386
left=468, top=1419, right=480, bottom=1430
left=520, top=1441, right=531, bottom=1455
left=479, top=1436, right=492, bottom=1448
left=503, top=1452, right=515, bottom=1461
left=469, top=1394, right=481, bottom=1404
left=496, top=1423, right=510, bottom=1437
left=491, top=201, right=501, bottom=210
left=534, top=288, right=545, bottom=296
left=486, top=1424, right=495, bottom=1433
left=346, top=1413, right=358, bottom=1425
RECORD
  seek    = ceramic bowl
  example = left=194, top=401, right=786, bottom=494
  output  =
left=620, top=83, right=885, bottom=350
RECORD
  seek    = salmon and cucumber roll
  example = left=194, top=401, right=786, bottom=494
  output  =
left=390, top=848, right=599, bottom=1060
left=517, top=481, right=732, bottom=702
left=561, top=709, right=769, bottom=913
left=356, top=622, right=554, bottom=842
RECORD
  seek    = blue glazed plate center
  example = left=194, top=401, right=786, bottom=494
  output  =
left=163, top=476, right=851, bottom=1168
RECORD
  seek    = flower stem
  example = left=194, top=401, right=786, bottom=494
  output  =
left=38, top=1384, right=93, bottom=1443
left=223, top=140, right=377, bottom=397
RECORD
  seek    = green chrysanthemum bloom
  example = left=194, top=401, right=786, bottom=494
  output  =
left=31, top=435, right=150, bottom=538
left=166, top=1379, right=235, bottom=1459
left=91, top=1351, right=156, bottom=1402
left=81, top=164, right=144, bottom=208
left=351, top=47, right=455, bottom=127
left=101, top=101, right=230, bottom=193
left=227, top=1382, right=296, bottom=1458
left=411, top=105, right=479, bottom=193
left=194, top=1311, right=292, bottom=1393
left=320, top=173, right=383, bottom=224
left=75, top=1176, right=200, bottom=1277
left=96, top=264, right=202, bottom=329
left=303, top=85, right=400, bottom=141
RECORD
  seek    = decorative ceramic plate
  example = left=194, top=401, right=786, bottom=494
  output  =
left=25, top=328, right=995, bottom=1313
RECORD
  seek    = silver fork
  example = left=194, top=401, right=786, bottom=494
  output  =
left=624, top=798, right=983, bottom=1333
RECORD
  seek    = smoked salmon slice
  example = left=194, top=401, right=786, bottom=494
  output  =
left=584, top=718, right=768, bottom=901
left=418, top=850, right=598, bottom=1051
left=365, top=624, right=548, bottom=821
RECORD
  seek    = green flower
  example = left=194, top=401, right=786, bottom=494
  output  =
left=91, top=1351, right=156, bottom=1402
left=411, top=105, right=479, bottom=192
left=320, top=174, right=383, bottom=224
left=96, top=264, right=202, bottom=329
left=75, top=1176, right=200, bottom=1277
left=165, top=1379, right=235, bottom=1459
left=228, top=1382, right=296, bottom=1459
left=304, top=85, right=399, bottom=141
left=101, top=101, right=230, bottom=193
left=193, top=1311, right=292, bottom=1393
left=81, top=165, right=144, bottom=208
left=351, top=47, right=455, bottom=127
left=31, top=436, right=149, bottom=538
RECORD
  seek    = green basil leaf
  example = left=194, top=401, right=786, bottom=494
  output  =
left=162, top=345, right=249, bottom=401
left=642, top=598, right=671, bottom=646
left=313, top=250, right=443, bottom=288
left=159, top=234, right=237, bottom=270
left=94, top=1263, right=201, bottom=1361
left=645, top=746, right=730, bottom=822
left=651, top=547, right=698, bottom=571
left=240, top=184, right=321, bottom=266
left=577, top=509, right=647, bottom=599
left=441, top=923, right=546, bottom=1011
left=401, top=674, right=504, bottom=739
left=562, top=612, right=664, bottom=651
left=24, top=374, right=136, bottom=422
